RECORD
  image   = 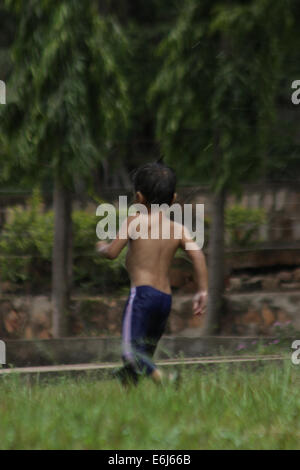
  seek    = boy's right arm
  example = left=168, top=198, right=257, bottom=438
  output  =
left=96, top=215, right=136, bottom=260
left=180, top=226, right=208, bottom=316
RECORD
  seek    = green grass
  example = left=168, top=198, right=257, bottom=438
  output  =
left=1, top=362, right=300, bottom=450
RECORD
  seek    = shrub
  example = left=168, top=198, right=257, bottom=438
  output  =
left=0, top=190, right=128, bottom=293
left=225, top=206, right=266, bottom=247
left=0, top=189, right=53, bottom=286
left=197, top=207, right=265, bottom=249
left=72, top=210, right=128, bottom=293
left=0, top=194, right=266, bottom=293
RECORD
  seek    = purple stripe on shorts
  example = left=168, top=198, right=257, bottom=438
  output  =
left=122, top=287, right=136, bottom=360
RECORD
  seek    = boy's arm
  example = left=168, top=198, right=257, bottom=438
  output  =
left=180, top=226, right=208, bottom=316
left=96, top=216, right=134, bottom=260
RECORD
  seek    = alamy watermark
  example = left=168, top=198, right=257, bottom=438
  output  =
left=0, top=80, right=6, bottom=105
left=291, top=80, right=300, bottom=105
left=0, top=340, right=6, bottom=365
left=96, top=196, right=204, bottom=250
left=291, top=340, right=300, bottom=365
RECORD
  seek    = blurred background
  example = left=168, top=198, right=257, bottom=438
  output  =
left=0, top=0, right=299, bottom=344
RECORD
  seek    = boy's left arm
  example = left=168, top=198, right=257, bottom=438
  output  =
left=180, top=226, right=208, bottom=316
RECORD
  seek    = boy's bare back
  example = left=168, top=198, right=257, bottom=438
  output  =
left=125, top=213, right=183, bottom=294
left=97, top=210, right=206, bottom=301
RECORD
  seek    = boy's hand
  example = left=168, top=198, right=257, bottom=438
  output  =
left=96, top=241, right=108, bottom=253
left=193, top=290, right=207, bottom=316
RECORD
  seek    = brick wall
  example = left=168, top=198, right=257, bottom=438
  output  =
left=1, top=290, right=299, bottom=340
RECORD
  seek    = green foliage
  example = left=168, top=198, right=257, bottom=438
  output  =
left=72, top=210, right=128, bottom=293
left=225, top=206, right=266, bottom=247
left=0, top=0, right=130, bottom=188
left=149, top=0, right=298, bottom=191
left=200, top=206, right=266, bottom=249
left=0, top=189, right=53, bottom=284
left=0, top=193, right=267, bottom=289
left=0, top=191, right=128, bottom=292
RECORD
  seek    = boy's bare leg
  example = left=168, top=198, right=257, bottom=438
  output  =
left=151, top=368, right=164, bottom=383
left=151, top=367, right=181, bottom=388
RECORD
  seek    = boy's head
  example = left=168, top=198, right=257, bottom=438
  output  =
left=132, top=160, right=176, bottom=206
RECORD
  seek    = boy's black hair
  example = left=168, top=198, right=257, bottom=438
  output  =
left=131, top=159, right=176, bottom=206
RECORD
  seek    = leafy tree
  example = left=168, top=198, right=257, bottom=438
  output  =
left=0, top=0, right=130, bottom=336
left=0, top=0, right=14, bottom=78
left=93, top=0, right=182, bottom=187
left=149, top=0, right=296, bottom=333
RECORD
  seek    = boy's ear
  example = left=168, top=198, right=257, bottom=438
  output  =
left=171, top=193, right=177, bottom=204
left=135, top=191, right=145, bottom=204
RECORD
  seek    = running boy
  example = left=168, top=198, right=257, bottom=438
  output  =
left=96, top=160, right=208, bottom=384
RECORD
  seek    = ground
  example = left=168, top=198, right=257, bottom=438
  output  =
left=0, top=362, right=300, bottom=449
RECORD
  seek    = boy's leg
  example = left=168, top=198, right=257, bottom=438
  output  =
left=151, top=368, right=164, bottom=383
left=112, top=363, right=139, bottom=387
left=121, top=287, right=156, bottom=382
left=142, top=291, right=172, bottom=383
left=120, top=286, right=172, bottom=384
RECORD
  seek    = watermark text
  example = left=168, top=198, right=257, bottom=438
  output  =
left=96, top=197, right=204, bottom=250
left=291, top=80, right=300, bottom=105
left=291, top=340, right=300, bottom=365
left=0, top=340, right=6, bottom=365
left=0, top=80, right=6, bottom=105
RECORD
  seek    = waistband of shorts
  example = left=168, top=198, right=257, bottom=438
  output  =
left=130, top=285, right=171, bottom=298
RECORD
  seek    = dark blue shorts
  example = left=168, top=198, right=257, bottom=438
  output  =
left=121, top=285, right=172, bottom=376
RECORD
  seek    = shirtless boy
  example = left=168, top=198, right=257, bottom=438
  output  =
left=96, top=161, right=208, bottom=384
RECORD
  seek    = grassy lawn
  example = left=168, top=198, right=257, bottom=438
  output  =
left=1, top=362, right=300, bottom=450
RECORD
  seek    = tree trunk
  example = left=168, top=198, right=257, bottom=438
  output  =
left=203, top=186, right=226, bottom=335
left=52, top=173, right=72, bottom=337
left=202, top=28, right=229, bottom=335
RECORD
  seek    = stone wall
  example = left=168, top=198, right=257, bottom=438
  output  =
left=223, top=292, right=300, bottom=336
left=0, top=289, right=299, bottom=340
left=0, top=253, right=299, bottom=340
